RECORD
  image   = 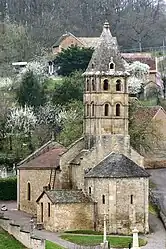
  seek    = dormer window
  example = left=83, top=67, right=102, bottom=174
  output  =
left=109, top=57, right=115, bottom=71
left=109, top=63, right=114, bottom=70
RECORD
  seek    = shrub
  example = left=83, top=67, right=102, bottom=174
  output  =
left=0, top=176, right=17, bottom=200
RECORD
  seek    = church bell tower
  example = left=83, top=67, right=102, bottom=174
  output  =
left=83, top=21, right=130, bottom=139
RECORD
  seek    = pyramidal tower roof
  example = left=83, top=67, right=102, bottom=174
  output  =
left=84, top=21, right=129, bottom=76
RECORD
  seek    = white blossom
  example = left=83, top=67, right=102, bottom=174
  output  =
left=128, top=61, right=150, bottom=94
left=6, top=105, right=37, bottom=135
left=36, top=103, right=61, bottom=127
left=0, top=77, right=13, bottom=89
left=16, top=59, right=48, bottom=84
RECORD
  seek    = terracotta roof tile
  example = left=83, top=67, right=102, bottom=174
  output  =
left=121, top=53, right=156, bottom=71
left=134, top=106, right=162, bottom=121
left=18, top=146, right=66, bottom=169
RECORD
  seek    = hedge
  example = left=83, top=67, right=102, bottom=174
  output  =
left=0, top=177, right=17, bottom=200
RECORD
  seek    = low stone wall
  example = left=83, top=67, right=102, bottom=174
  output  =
left=159, top=211, right=166, bottom=229
left=144, top=159, right=166, bottom=169
left=0, top=215, right=45, bottom=249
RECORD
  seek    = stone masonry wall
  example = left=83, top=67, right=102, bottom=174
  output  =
left=60, top=137, right=85, bottom=189
left=84, top=177, right=149, bottom=235
left=71, top=135, right=130, bottom=190
left=130, top=148, right=144, bottom=168
left=19, top=169, right=51, bottom=214
left=37, top=193, right=95, bottom=232
left=0, top=216, right=45, bottom=249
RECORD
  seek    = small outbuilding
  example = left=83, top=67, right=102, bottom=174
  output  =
left=36, top=190, right=95, bottom=232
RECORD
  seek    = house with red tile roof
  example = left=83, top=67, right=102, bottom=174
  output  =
left=121, top=53, right=157, bottom=84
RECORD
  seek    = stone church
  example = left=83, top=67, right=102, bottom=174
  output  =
left=17, top=22, right=149, bottom=235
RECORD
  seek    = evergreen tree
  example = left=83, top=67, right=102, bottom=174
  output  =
left=52, top=71, right=84, bottom=105
left=16, top=70, right=45, bottom=108
left=54, top=46, right=94, bottom=76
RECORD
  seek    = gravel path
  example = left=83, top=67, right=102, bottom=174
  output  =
left=142, top=214, right=166, bottom=249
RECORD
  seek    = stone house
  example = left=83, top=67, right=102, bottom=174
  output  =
left=52, top=31, right=117, bottom=54
left=135, top=106, right=166, bottom=168
left=18, top=22, right=149, bottom=235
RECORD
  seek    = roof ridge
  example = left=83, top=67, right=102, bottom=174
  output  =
left=17, top=140, right=63, bottom=166
left=85, top=152, right=149, bottom=178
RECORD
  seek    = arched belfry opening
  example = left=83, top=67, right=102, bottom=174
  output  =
left=103, top=79, right=109, bottom=90
left=92, top=102, right=95, bottom=116
left=86, top=104, right=90, bottom=116
left=116, top=79, right=121, bottom=91
left=104, top=104, right=109, bottom=116
left=116, top=104, right=120, bottom=116
left=86, top=79, right=90, bottom=91
left=92, top=79, right=95, bottom=91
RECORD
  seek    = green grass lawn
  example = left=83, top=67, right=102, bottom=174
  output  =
left=149, top=202, right=159, bottom=216
left=46, top=241, right=65, bottom=249
left=0, top=228, right=64, bottom=249
left=61, top=234, right=147, bottom=248
left=0, top=228, right=27, bottom=249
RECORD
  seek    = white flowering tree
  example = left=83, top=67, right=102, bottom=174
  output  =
left=35, top=103, right=62, bottom=142
left=6, top=105, right=37, bottom=153
left=57, top=101, right=83, bottom=146
left=16, top=59, right=48, bottom=85
left=6, top=105, right=37, bottom=135
left=0, top=77, right=13, bottom=90
left=128, top=61, right=150, bottom=94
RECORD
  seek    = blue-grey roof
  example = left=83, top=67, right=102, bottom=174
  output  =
left=84, top=21, right=128, bottom=75
left=85, top=153, right=150, bottom=178
left=37, top=190, right=94, bottom=204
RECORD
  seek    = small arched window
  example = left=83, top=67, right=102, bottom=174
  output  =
left=87, top=104, right=90, bottom=116
left=116, top=104, right=120, bottom=116
left=102, top=195, right=105, bottom=204
left=103, top=79, right=109, bottom=91
left=109, top=63, right=114, bottom=70
left=104, top=104, right=109, bottom=116
left=48, top=203, right=51, bottom=217
left=131, top=195, right=133, bottom=205
left=92, top=79, right=96, bottom=91
left=116, top=79, right=121, bottom=91
left=27, top=182, right=31, bottom=201
left=92, top=103, right=95, bottom=116
left=89, top=187, right=91, bottom=195
left=86, top=79, right=90, bottom=91
left=92, top=63, right=94, bottom=69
